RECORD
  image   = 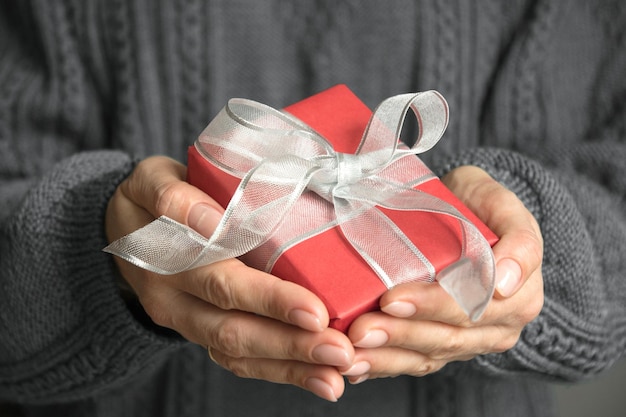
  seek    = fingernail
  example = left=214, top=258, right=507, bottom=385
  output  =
left=288, top=309, right=323, bottom=332
left=353, top=329, right=388, bottom=348
left=348, top=374, right=369, bottom=385
left=305, top=377, right=338, bottom=402
left=312, top=344, right=351, bottom=367
left=341, top=361, right=371, bottom=376
left=188, top=203, right=222, bottom=238
left=496, top=258, right=522, bottom=297
left=381, top=301, right=416, bottom=317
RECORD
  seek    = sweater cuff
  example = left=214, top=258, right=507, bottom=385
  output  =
left=0, top=151, right=184, bottom=403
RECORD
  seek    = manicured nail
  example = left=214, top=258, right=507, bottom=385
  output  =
left=312, top=344, right=351, bottom=367
left=188, top=203, right=223, bottom=238
left=305, top=377, right=338, bottom=402
left=496, top=258, right=522, bottom=297
left=341, top=361, right=371, bottom=376
left=353, top=329, right=389, bottom=348
left=288, top=309, right=323, bottom=332
left=381, top=301, right=416, bottom=317
left=348, top=374, right=369, bottom=385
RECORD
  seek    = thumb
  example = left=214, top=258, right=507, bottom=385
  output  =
left=120, top=156, right=224, bottom=238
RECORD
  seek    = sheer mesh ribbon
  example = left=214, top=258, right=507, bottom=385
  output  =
left=105, top=91, right=495, bottom=320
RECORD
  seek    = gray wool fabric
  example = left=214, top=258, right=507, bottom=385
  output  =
left=1, top=1, right=625, bottom=416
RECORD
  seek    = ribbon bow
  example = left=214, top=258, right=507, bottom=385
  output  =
left=105, top=91, right=495, bottom=320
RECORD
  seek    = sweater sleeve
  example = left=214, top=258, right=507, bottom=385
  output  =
left=0, top=4, right=182, bottom=403
left=430, top=0, right=626, bottom=383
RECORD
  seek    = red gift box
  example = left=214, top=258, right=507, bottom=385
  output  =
left=187, top=85, right=498, bottom=332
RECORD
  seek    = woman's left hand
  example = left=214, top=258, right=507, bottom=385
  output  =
left=339, top=166, right=544, bottom=383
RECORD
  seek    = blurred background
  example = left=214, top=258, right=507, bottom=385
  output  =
left=553, top=359, right=626, bottom=417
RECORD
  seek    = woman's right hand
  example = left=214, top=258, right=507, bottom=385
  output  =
left=105, top=156, right=354, bottom=402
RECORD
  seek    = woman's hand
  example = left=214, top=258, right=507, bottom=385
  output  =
left=106, top=156, right=354, bottom=401
left=340, top=166, right=544, bottom=383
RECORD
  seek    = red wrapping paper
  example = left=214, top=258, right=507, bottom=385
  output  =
left=187, top=85, right=498, bottom=332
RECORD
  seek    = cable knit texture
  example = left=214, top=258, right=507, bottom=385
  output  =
left=1, top=1, right=625, bottom=416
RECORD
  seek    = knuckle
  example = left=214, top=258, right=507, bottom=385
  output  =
left=282, top=338, right=302, bottom=361
left=478, top=181, right=517, bottom=214
left=214, top=316, right=246, bottom=358
left=203, top=271, right=236, bottom=310
left=485, top=180, right=514, bottom=200
left=260, top=279, right=288, bottom=320
left=429, top=330, right=465, bottom=360
left=153, top=181, right=187, bottom=218
left=412, top=360, right=443, bottom=377
left=284, top=363, right=302, bottom=385
left=446, top=333, right=466, bottom=355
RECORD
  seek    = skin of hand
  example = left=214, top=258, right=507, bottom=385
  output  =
left=340, top=166, right=544, bottom=383
left=105, top=156, right=354, bottom=402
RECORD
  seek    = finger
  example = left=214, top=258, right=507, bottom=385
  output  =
left=379, top=267, right=543, bottom=328
left=442, top=166, right=543, bottom=298
left=347, top=312, right=517, bottom=359
left=170, top=258, right=330, bottom=332
left=378, top=280, right=472, bottom=326
left=343, top=347, right=447, bottom=383
left=209, top=349, right=345, bottom=402
left=157, top=291, right=353, bottom=367
left=120, top=156, right=225, bottom=237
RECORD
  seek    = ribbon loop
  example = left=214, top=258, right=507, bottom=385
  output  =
left=105, top=91, right=495, bottom=320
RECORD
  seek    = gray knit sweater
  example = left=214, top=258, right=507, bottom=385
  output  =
left=1, top=1, right=625, bottom=416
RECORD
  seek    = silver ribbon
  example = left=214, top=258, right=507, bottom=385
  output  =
left=105, top=91, right=495, bottom=320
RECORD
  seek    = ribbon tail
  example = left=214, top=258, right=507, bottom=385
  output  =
left=104, top=216, right=213, bottom=274
left=433, top=210, right=495, bottom=321
left=105, top=155, right=321, bottom=275
left=436, top=252, right=494, bottom=321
